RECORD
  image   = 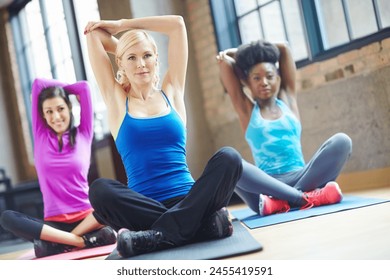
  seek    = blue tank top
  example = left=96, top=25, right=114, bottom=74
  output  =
left=115, top=91, right=194, bottom=202
left=245, top=99, right=305, bottom=175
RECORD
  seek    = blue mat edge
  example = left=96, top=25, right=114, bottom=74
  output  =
left=231, top=195, right=390, bottom=229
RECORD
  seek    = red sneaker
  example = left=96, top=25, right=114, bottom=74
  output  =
left=302, top=181, right=343, bottom=209
left=259, top=194, right=290, bottom=216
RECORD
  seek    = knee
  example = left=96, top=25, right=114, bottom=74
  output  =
left=333, top=133, right=353, bottom=155
left=0, top=210, right=17, bottom=230
left=216, top=146, right=243, bottom=173
left=89, top=178, right=115, bottom=207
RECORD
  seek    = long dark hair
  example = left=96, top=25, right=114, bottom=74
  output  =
left=235, top=40, right=280, bottom=80
left=38, top=86, right=77, bottom=150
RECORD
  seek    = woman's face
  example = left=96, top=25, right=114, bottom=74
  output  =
left=120, top=40, right=158, bottom=87
left=42, top=96, right=70, bottom=136
left=246, top=62, right=280, bottom=101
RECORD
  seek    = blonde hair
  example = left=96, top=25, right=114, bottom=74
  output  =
left=115, top=29, right=160, bottom=92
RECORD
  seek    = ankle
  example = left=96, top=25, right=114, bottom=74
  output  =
left=300, top=194, right=313, bottom=210
left=301, top=182, right=343, bottom=209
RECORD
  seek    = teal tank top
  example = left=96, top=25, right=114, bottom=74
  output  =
left=115, top=91, right=194, bottom=202
left=245, top=99, right=305, bottom=175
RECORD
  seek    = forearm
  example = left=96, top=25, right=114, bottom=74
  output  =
left=117, top=15, right=185, bottom=36
left=64, top=81, right=93, bottom=134
left=275, top=42, right=296, bottom=92
left=217, top=56, right=244, bottom=96
left=275, top=42, right=292, bottom=64
left=224, top=48, right=238, bottom=59
left=217, top=48, right=238, bottom=62
left=87, top=28, right=117, bottom=54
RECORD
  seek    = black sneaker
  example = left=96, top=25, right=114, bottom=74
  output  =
left=34, top=239, right=75, bottom=258
left=82, top=226, right=117, bottom=248
left=196, top=207, right=233, bottom=241
left=116, top=229, right=174, bottom=257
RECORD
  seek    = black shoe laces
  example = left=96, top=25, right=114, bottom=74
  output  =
left=132, top=230, right=163, bottom=252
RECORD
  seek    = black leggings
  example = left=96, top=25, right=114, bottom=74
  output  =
left=0, top=210, right=81, bottom=242
left=89, top=146, right=243, bottom=246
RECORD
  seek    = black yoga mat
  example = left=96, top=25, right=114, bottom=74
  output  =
left=106, top=220, right=262, bottom=260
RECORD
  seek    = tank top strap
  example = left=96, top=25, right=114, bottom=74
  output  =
left=161, top=90, right=172, bottom=108
left=126, top=91, right=170, bottom=110
left=125, top=97, right=129, bottom=112
left=126, top=90, right=172, bottom=113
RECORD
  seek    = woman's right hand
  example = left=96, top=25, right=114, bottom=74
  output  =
left=84, top=20, right=123, bottom=35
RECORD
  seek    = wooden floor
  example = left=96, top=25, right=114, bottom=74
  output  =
left=1, top=187, right=389, bottom=260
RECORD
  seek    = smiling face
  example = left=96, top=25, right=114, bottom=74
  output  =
left=246, top=62, right=281, bottom=102
left=42, top=96, right=71, bottom=136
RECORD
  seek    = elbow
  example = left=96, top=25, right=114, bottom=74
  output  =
left=277, top=42, right=292, bottom=54
left=173, top=15, right=184, bottom=24
left=172, top=15, right=186, bottom=29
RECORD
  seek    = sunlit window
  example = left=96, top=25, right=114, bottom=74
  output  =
left=24, top=0, right=76, bottom=84
left=315, top=0, right=389, bottom=49
left=73, top=0, right=108, bottom=140
left=216, top=0, right=309, bottom=61
left=211, top=0, right=390, bottom=65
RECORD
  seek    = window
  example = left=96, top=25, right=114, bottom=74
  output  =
left=210, top=0, right=390, bottom=66
left=234, top=0, right=308, bottom=61
left=9, top=0, right=106, bottom=162
left=315, top=0, right=389, bottom=48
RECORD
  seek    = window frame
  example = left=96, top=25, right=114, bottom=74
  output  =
left=210, top=0, right=390, bottom=68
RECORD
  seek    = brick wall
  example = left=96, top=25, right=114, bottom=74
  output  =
left=185, top=0, right=253, bottom=162
left=297, top=38, right=390, bottom=92
left=185, top=0, right=390, bottom=175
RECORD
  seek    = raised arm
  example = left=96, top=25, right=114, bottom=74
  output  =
left=275, top=42, right=300, bottom=120
left=84, top=27, right=118, bottom=105
left=64, top=81, right=93, bottom=139
left=84, top=21, right=125, bottom=138
left=216, top=49, right=254, bottom=131
left=158, top=16, right=188, bottom=101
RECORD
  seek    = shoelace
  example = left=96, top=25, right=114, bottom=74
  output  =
left=85, top=235, right=99, bottom=246
left=276, top=203, right=291, bottom=213
left=301, top=193, right=317, bottom=210
left=132, top=231, right=162, bottom=251
left=83, top=227, right=116, bottom=247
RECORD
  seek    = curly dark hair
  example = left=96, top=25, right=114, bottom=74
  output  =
left=235, top=40, right=280, bottom=80
left=38, top=86, right=77, bottom=151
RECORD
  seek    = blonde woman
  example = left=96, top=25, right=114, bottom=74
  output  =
left=84, top=16, right=242, bottom=258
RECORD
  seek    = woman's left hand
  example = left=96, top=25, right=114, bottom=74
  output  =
left=84, top=20, right=122, bottom=35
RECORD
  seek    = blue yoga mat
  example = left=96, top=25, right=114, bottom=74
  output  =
left=231, top=196, right=390, bottom=229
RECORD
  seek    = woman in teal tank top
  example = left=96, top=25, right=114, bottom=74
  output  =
left=84, top=15, right=243, bottom=258
left=217, top=40, right=352, bottom=216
